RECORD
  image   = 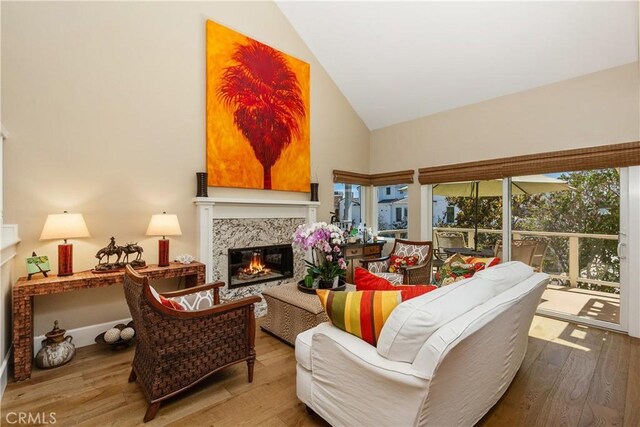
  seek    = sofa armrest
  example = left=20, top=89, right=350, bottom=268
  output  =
left=305, top=322, right=428, bottom=380
left=300, top=323, right=430, bottom=427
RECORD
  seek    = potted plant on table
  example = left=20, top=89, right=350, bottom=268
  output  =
left=293, top=222, right=347, bottom=289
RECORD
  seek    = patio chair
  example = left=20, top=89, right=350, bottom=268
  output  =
left=523, top=238, right=549, bottom=272
left=361, top=239, right=433, bottom=284
left=494, top=240, right=538, bottom=266
left=434, top=230, right=468, bottom=263
left=123, top=265, right=260, bottom=422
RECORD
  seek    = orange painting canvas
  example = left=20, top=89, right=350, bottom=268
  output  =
left=206, top=20, right=310, bottom=192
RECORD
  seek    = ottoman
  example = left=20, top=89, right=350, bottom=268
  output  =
left=262, top=282, right=355, bottom=345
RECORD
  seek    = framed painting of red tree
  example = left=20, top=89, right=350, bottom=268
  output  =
left=206, top=20, right=310, bottom=192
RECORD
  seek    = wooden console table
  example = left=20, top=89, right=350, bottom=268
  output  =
left=340, top=241, right=386, bottom=283
left=12, top=261, right=205, bottom=381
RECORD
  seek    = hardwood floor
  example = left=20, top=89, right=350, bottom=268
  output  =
left=1, top=317, right=638, bottom=426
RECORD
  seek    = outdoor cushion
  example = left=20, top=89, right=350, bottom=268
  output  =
left=377, top=261, right=534, bottom=363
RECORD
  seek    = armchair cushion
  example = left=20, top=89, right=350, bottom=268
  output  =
left=168, top=289, right=215, bottom=311
left=388, top=255, right=419, bottom=273
left=316, top=289, right=402, bottom=346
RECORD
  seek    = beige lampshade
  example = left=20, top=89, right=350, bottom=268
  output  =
left=40, top=212, right=91, bottom=241
left=146, top=213, right=182, bottom=237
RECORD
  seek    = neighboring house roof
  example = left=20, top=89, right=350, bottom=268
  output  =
left=378, top=197, right=408, bottom=204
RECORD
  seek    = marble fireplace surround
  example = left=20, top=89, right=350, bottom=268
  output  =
left=194, top=197, right=319, bottom=316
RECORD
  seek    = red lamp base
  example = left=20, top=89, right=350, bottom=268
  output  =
left=58, top=243, right=74, bottom=276
left=158, top=239, right=170, bottom=267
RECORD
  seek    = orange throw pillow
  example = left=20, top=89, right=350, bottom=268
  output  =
left=354, top=267, right=437, bottom=301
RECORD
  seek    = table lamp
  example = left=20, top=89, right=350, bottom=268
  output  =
left=146, top=212, right=181, bottom=267
left=40, top=211, right=91, bottom=276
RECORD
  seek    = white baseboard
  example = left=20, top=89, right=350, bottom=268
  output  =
left=1, top=346, right=12, bottom=399
left=33, top=317, right=133, bottom=354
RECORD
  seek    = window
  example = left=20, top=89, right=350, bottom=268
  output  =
left=446, top=206, right=455, bottom=223
left=332, top=183, right=363, bottom=230
left=376, top=184, right=408, bottom=239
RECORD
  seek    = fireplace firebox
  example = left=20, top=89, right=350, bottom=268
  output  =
left=228, top=244, right=294, bottom=288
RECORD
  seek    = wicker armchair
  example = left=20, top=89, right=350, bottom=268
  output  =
left=361, top=239, right=433, bottom=284
left=123, top=265, right=261, bottom=422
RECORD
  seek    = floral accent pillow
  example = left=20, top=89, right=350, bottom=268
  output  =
left=388, top=255, right=419, bottom=273
left=434, top=254, right=501, bottom=286
left=464, top=256, right=501, bottom=272
left=433, top=253, right=476, bottom=286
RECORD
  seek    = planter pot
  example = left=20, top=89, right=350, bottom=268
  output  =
left=319, top=276, right=339, bottom=289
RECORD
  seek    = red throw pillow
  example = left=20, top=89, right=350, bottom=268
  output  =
left=354, top=266, right=394, bottom=290
left=396, top=284, right=438, bottom=300
left=354, top=267, right=437, bottom=301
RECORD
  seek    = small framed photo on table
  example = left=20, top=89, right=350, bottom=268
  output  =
left=26, top=254, right=51, bottom=280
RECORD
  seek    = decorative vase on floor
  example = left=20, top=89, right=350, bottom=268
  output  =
left=35, top=320, right=76, bottom=369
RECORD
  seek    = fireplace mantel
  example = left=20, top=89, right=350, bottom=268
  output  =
left=194, top=197, right=319, bottom=281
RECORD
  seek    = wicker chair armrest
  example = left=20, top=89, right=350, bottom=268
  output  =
left=160, top=281, right=224, bottom=298
left=361, top=255, right=390, bottom=266
left=404, top=261, right=433, bottom=285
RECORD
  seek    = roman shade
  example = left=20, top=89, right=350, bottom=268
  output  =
left=418, top=141, right=640, bottom=185
left=334, top=170, right=414, bottom=186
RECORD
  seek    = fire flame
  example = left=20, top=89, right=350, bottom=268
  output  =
left=248, top=252, right=265, bottom=272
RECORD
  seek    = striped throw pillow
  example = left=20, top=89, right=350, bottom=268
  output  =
left=316, top=290, right=402, bottom=346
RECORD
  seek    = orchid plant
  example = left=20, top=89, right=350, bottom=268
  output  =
left=292, top=222, right=347, bottom=287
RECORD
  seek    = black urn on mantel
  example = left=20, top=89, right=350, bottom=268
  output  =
left=196, top=172, right=208, bottom=197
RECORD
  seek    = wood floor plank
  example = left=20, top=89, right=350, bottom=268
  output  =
left=1, top=316, right=637, bottom=427
left=533, top=326, right=605, bottom=427
left=578, top=331, right=630, bottom=427
left=624, top=337, right=640, bottom=427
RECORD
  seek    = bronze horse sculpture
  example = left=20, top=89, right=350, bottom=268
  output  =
left=121, top=243, right=144, bottom=264
left=95, top=237, right=122, bottom=265
left=94, top=237, right=146, bottom=272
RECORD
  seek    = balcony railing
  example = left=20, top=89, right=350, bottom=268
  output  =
left=433, top=227, right=619, bottom=289
left=378, top=228, right=408, bottom=239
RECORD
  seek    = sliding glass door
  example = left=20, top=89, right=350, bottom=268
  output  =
left=508, top=168, right=625, bottom=330
left=427, top=167, right=630, bottom=332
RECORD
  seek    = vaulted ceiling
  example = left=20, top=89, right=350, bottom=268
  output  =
left=277, top=1, right=639, bottom=130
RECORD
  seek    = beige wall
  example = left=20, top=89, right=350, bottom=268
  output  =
left=370, top=63, right=640, bottom=239
left=1, top=1, right=369, bottom=334
left=3, top=1, right=638, bottom=340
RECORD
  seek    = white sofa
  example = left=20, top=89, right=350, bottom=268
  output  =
left=295, top=262, right=549, bottom=427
